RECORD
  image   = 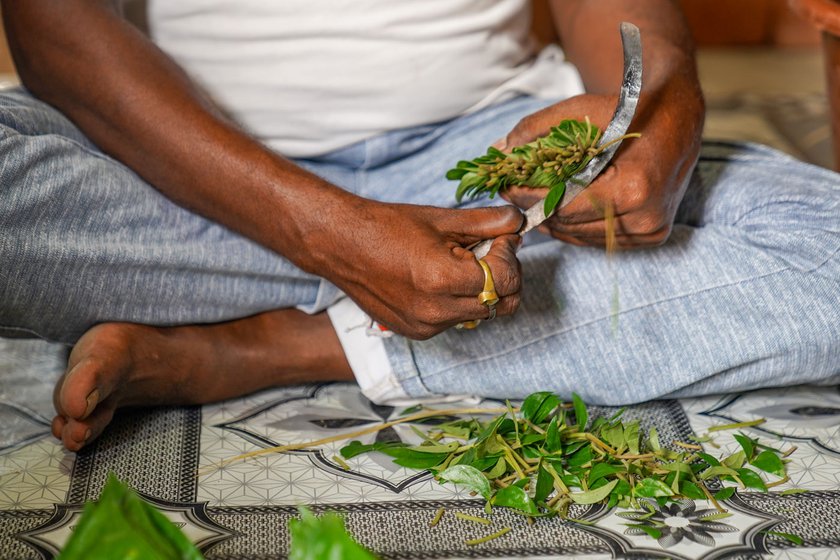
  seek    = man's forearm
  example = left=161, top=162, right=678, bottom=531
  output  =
left=549, top=0, right=702, bottom=101
left=2, top=0, right=349, bottom=273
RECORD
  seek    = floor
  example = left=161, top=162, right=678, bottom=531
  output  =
left=0, top=48, right=838, bottom=559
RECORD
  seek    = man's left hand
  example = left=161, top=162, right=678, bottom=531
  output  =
left=498, top=90, right=702, bottom=249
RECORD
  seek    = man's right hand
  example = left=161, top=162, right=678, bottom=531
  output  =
left=299, top=200, right=525, bottom=339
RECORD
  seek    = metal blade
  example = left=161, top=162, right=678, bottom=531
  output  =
left=471, top=21, right=642, bottom=259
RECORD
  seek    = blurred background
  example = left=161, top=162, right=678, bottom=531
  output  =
left=0, top=0, right=833, bottom=169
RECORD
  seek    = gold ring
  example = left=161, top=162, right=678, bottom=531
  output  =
left=477, top=259, right=499, bottom=307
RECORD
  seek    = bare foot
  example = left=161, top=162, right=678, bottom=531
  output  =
left=51, top=309, right=353, bottom=451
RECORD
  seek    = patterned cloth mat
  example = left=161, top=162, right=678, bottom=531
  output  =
left=1, top=338, right=838, bottom=560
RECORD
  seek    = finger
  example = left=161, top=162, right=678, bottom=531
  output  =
left=477, top=234, right=522, bottom=297
left=442, top=205, right=524, bottom=244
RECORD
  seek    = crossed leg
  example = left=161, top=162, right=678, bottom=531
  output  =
left=51, top=310, right=352, bottom=451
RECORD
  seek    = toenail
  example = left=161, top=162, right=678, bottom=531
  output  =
left=83, top=389, right=99, bottom=418
left=83, top=429, right=91, bottom=442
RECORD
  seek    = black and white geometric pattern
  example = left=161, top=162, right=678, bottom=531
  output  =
left=1, top=338, right=839, bottom=559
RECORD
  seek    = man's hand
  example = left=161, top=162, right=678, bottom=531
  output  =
left=302, top=201, right=524, bottom=340
left=509, top=0, right=705, bottom=249
left=499, top=90, right=702, bottom=248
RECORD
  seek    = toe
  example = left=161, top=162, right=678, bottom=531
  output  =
left=61, top=403, right=116, bottom=451
left=51, top=415, right=66, bottom=439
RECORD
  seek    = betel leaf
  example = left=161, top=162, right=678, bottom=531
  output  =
left=289, top=508, right=377, bottom=560
left=571, top=393, right=588, bottom=431
left=520, top=392, right=561, bottom=424
left=570, top=479, right=619, bottom=505
left=751, top=450, right=785, bottom=477
left=492, top=485, right=539, bottom=515
left=438, top=465, right=492, bottom=501
left=58, top=474, right=203, bottom=560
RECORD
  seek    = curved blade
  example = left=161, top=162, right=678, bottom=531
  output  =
left=472, top=21, right=642, bottom=259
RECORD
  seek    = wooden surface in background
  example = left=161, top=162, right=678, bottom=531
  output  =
left=0, top=6, right=14, bottom=75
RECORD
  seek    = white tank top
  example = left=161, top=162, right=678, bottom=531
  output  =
left=147, top=0, right=584, bottom=157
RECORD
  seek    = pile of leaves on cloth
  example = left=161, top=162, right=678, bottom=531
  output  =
left=340, top=392, right=797, bottom=531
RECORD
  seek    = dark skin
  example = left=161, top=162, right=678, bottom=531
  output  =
left=1, top=0, right=704, bottom=450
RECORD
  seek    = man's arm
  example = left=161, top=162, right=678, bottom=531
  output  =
left=503, top=0, right=704, bottom=247
left=2, top=0, right=524, bottom=338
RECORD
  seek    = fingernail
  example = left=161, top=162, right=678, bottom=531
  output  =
left=83, top=389, right=99, bottom=418
left=491, top=137, right=507, bottom=150
left=83, top=429, right=91, bottom=442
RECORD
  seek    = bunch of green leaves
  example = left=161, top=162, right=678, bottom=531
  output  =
left=340, top=392, right=792, bottom=519
left=446, top=118, right=635, bottom=216
left=58, top=474, right=203, bottom=560
left=289, top=508, right=378, bottom=560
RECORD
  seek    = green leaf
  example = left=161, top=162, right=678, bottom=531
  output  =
left=543, top=182, right=566, bottom=216
left=587, top=462, right=624, bottom=485
left=601, top=423, right=625, bottom=451
left=520, top=392, right=560, bottom=425
left=700, top=465, right=740, bottom=480
left=493, top=484, right=539, bottom=515
left=714, top=487, right=736, bottom=501
left=696, top=452, right=721, bottom=467
left=624, top=421, right=640, bottom=455
left=567, top=445, right=594, bottom=468
left=733, top=434, right=756, bottom=460
left=751, top=450, right=786, bottom=477
left=379, top=447, right=449, bottom=469
left=438, top=465, right=492, bottom=501
left=679, top=481, right=707, bottom=500
left=340, top=440, right=405, bottom=459
left=625, top=523, right=662, bottom=540
left=485, top=457, right=508, bottom=480
left=764, top=530, right=804, bottom=546
left=779, top=488, right=808, bottom=496
left=722, top=450, right=746, bottom=470
left=544, top=416, right=562, bottom=453
left=534, top=463, right=554, bottom=504
left=648, top=427, right=661, bottom=452
left=737, top=468, right=768, bottom=491
left=58, top=474, right=203, bottom=560
left=570, top=479, right=619, bottom=505
left=289, top=508, right=377, bottom=560
left=571, top=393, right=588, bottom=432
left=633, top=478, right=674, bottom=498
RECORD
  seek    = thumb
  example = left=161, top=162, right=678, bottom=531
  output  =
left=446, top=205, right=524, bottom=243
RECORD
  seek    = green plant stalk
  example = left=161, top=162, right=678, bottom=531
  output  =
left=446, top=118, right=640, bottom=215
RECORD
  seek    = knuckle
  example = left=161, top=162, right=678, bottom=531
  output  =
left=502, top=293, right=521, bottom=315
